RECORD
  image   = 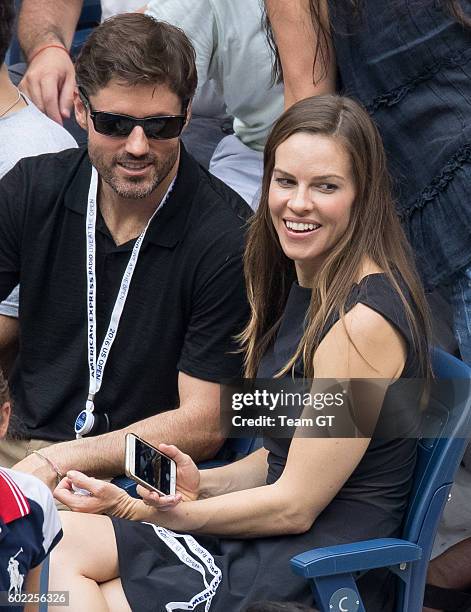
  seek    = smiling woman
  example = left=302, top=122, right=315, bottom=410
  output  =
left=50, top=95, right=432, bottom=612
left=269, top=132, right=355, bottom=287
left=243, top=94, right=431, bottom=380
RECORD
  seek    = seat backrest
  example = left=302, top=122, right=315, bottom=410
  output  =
left=214, top=437, right=261, bottom=461
left=397, top=349, right=471, bottom=611
left=70, top=0, right=102, bottom=57
left=5, top=1, right=23, bottom=65
left=79, top=0, right=102, bottom=25
left=403, top=349, right=471, bottom=543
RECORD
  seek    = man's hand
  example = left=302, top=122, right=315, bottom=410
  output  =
left=19, top=47, right=76, bottom=124
left=54, top=471, right=141, bottom=518
left=13, top=452, right=59, bottom=491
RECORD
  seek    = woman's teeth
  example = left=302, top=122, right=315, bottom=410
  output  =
left=285, top=220, right=321, bottom=232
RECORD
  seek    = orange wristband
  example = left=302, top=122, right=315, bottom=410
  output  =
left=29, top=44, right=69, bottom=64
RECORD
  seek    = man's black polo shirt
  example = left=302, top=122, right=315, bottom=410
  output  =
left=0, top=145, right=252, bottom=441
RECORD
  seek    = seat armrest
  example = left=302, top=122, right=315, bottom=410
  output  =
left=291, top=538, right=422, bottom=578
left=111, top=476, right=140, bottom=498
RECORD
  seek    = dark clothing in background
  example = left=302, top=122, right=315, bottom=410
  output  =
left=328, top=0, right=471, bottom=290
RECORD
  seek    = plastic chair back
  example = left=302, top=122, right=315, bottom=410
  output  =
left=396, top=348, right=471, bottom=610
left=70, top=0, right=101, bottom=57
left=5, top=1, right=23, bottom=65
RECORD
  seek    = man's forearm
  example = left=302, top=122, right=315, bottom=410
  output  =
left=18, top=0, right=83, bottom=58
left=44, top=404, right=224, bottom=479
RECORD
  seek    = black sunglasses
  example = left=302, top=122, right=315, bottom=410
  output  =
left=78, top=88, right=187, bottom=140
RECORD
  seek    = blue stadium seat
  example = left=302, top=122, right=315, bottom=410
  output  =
left=70, top=0, right=101, bottom=58
left=5, top=1, right=22, bottom=65
left=290, top=348, right=471, bottom=612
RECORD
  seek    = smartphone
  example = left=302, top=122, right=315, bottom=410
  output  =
left=125, top=433, right=176, bottom=496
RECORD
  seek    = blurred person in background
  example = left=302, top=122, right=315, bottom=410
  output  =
left=15, top=0, right=226, bottom=167
left=15, top=0, right=284, bottom=205
left=0, top=0, right=77, bottom=379
left=264, top=0, right=471, bottom=365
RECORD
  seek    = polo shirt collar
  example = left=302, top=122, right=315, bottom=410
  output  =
left=64, top=144, right=200, bottom=249
left=0, top=469, right=31, bottom=524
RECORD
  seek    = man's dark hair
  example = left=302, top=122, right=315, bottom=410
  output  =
left=245, top=603, right=316, bottom=612
left=0, top=0, right=16, bottom=65
left=75, top=13, right=197, bottom=107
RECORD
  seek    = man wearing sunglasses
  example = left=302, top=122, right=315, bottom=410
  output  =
left=0, top=13, right=252, bottom=490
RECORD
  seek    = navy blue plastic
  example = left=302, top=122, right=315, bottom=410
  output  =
left=310, top=573, right=367, bottom=612
left=198, top=436, right=261, bottom=469
left=291, top=538, right=421, bottom=577
left=111, top=474, right=141, bottom=498
left=70, top=1, right=101, bottom=58
left=38, top=555, right=50, bottom=612
left=6, top=0, right=101, bottom=66
left=290, top=348, right=471, bottom=612
left=5, top=1, right=22, bottom=65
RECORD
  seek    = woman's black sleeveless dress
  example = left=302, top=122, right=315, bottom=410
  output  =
left=111, top=274, right=421, bottom=611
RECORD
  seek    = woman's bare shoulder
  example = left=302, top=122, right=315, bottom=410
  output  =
left=314, top=302, right=407, bottom=379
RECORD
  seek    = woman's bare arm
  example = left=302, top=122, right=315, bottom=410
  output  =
left=198, top=447, right=269, bottom=498
left=264, top=0, right=336, bottom=108
left=131, top=303, right=407, bottom=537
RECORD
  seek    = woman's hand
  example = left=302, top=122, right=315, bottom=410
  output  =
left=54, top=471, right=140, bottom=519
left=137, top=443, right=200, bottom=511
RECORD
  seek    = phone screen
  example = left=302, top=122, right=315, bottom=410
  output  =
left=134, top=438, right=173, bottom=495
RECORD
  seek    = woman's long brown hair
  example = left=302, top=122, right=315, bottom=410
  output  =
left=240, top=95, right=432, bottom=379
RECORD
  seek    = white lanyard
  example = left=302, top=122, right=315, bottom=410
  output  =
left=85, top=166, right=175, bottom=413
left=143, top=523, right=222, bottom=611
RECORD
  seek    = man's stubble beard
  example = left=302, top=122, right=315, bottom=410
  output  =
left=89, top=144, right=179, bottom=200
